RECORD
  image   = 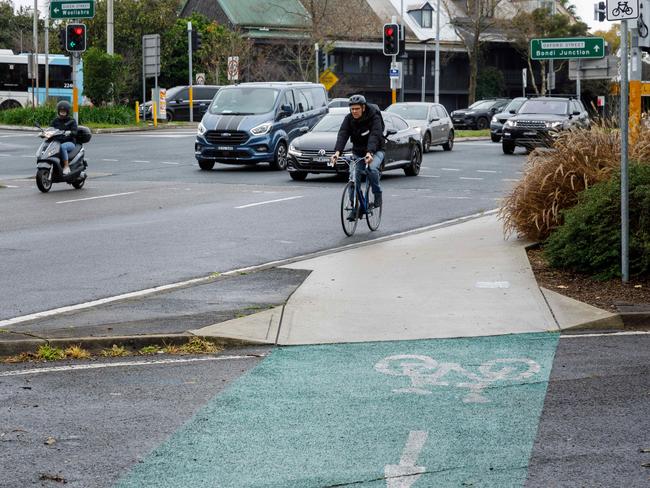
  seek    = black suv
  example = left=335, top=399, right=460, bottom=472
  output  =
left=501, top=97, right=590, bottom=154
left=141, top=85, right=221, bottom=122
left=450, top=98, right=510, bottom=130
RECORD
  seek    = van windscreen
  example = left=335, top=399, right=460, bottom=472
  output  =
left=209, top=87, right=280, bottom=115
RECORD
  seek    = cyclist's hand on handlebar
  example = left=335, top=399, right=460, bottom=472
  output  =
left=364, top=152, right=374, bottom=165
left=329, top=152, right=339, bottom=167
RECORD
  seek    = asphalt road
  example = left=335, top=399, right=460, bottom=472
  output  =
left=0, top=128, right=526, bottom=320
left=1, top=333, right=647, bottom=487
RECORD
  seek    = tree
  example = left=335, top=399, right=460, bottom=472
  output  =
left=0, top=1, right=46, bottom=53
left=593, top=24, right=621, bottom=54
left=442, top=0, right=508, bottom=105
left=506, top=6, right=588, bottom=95
left=83, top=47, right=124, bottom=105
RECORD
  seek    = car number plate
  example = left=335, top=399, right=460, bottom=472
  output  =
left=313, top=156, right=330, bottom=163
left=217, top=146, right=234, bottom=151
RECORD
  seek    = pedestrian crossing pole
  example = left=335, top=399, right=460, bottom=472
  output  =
left=620, top=19, right=630, bottom=282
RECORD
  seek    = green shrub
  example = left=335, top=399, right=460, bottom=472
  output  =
left=544, top=163, right=650, bottom=279
left=0, top=105, right=133, bottom=126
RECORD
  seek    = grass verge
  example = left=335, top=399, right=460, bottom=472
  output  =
left=456, top=129, right=490, bottom=138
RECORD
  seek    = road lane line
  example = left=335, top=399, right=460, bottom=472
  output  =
left=160, top=161, right=181, bottom=165
left=236, top=195, right=303, bottom=209
left=419, top=175, right=440, bottom=178
left=101, top=158, right=119, bottom=162
left=459, top=177, right=483, bottom=180
left=477, top=170, right=497, bottom=173
left=0, top=209, right=497, bottom=328
left=56, top=191, right=138, bottom=204
left=0, top=354, right=268, bottom=377
left=502, top=178, right=519, bottom=182
left=561, top=331, right=650, bottom=339
left=441, top=168, right=460, bottom=171
left=132, top=160, right=151, bottom=163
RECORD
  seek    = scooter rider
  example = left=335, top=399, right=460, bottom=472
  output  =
left=330, top=95, right=385, bottom=220
left=51, top=100, right=77, bottom=175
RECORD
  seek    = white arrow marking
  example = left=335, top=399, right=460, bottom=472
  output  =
left=594, top=45, right=600, bottom=52
left=384, top=431, right=428, bottom=488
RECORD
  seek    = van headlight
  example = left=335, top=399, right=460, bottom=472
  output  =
left=250, top=121, right=273, bottom=135
left=491, top=115, right=497, bottom=123
left=504, top=120, right=515, bottom=128
left=197, top=122, right=207, bottom=136
left=288, top=144, right=302, bottom=156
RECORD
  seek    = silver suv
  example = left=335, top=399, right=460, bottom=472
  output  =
left=386, top=102, right=454, bottom=153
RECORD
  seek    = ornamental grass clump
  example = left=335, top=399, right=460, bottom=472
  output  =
left=500, top=123, right=650, bottom=241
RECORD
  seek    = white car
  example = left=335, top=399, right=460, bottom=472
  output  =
left=385, top=102, right=454, bottom=153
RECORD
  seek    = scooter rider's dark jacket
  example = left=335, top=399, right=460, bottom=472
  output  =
left=50, top=116, right=78, bottom=143
left=334, top=103, right=385, bottom=157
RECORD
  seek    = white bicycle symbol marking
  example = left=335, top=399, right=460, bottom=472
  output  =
left=374, top=355, right=541, bottom=403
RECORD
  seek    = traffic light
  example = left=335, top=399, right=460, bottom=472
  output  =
left=65, top=23, right=86, bottom=52
left=383, top=23, right=399, bottom=56
left=318, top=50, right=328, bottom=71
left=58, top=28, right=66, bottom=52
left=594, top=1, right=606, bottom=22
left=191, top=30, right=202, bottom=51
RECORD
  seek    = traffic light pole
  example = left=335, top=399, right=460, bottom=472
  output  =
left=72, top=53, right=78, bottom=123
left=188, top=22, right=193, bottom=123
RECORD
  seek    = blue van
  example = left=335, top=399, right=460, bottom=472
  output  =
left=195, top=82, right=329, bottom=170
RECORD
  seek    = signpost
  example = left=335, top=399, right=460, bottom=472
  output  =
left=606, top=0, right=639, bottom=20
left=50, top=1, right=95, bottom=19
left=227, top=56, right=239, bottom=82
left=319, top=69, right=339, bottom=91
left=530, top=37, right=605, bottom=60
left=142, top=34, right=160, bottom=121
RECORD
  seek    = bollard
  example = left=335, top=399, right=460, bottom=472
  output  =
left=153, top=102, right=157, bottom=128
left=135, top=101, right=140, bottom=124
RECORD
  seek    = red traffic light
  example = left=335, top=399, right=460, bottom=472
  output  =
left=74, top=27, right=83, bottom=35
left=385, top=27, right=394, bottom=36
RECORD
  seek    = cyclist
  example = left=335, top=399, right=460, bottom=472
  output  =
left=330, top=94, right=385, bottom=220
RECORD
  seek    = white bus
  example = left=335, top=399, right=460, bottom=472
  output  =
left=0, top=49, right=83, bottom=110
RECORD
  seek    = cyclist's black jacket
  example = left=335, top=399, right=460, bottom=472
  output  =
left=334, top=103, right=385, bottom=157
left=50, top=116, right=78, bottom=143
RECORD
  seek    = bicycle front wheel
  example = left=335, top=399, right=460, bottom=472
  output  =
left=341, top=181, right=359, bottom=236
left=366, top=189, right=382, bottom=231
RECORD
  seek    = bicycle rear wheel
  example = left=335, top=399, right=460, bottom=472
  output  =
left=341, top=181, right=359, bottom=236
left=366, top=187, right=382, bottom=231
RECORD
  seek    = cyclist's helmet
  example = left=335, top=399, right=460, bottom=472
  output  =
left=348, top=94, right=367, bottom=106
left=56, top=100, right=71, bottom=117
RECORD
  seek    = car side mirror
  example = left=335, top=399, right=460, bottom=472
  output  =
left=572, top=111, right=581, bottom=116
left=430, top=117, right=440, bottom=122
left=386, top=129, right=398, bottom=136
left=509, top=110, right=516, bottom=114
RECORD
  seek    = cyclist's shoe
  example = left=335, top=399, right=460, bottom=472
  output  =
left=346, top=209, right=357, bottom=221
left=373, top=192, right=382, bottom=207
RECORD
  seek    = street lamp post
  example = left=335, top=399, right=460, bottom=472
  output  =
left=435, top=0, right=440, bottom=103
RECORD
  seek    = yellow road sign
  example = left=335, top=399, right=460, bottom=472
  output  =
left=319, top=69, right=339, bottom=91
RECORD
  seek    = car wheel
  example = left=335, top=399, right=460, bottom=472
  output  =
left=289, top=171, right=307, bottom=181
left=423, top=132, right=431, bottom=153
left=476, top=117, right=488, bottom=130
left=165, top=110, right=174, bottom=122
left=0, top=99, right=22, bottom=110
left=198, top=159, right=215, bottom=170
left=442, top=130, right=454, bottom=151
left=403, top=144, right=422, bottom=176
left=502, top=141, right=515, bottom=155
left=491, top=134, right=501, bottom=143
left=270, top=142, right=288, bottom=170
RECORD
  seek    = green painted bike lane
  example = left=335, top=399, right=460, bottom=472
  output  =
left=117, top=333, right=559, bottom=487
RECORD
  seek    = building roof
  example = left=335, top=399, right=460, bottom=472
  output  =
left=183, top=0, right=310, bottom=29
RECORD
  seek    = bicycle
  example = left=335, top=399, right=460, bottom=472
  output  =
left=612, top=2, right=633, bottom=16
left=332, top=155, right=382, bottom=236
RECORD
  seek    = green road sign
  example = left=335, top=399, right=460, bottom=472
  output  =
left=530, top=37, right=605, bottom=60
left=50, top=1, right=95, bottom=19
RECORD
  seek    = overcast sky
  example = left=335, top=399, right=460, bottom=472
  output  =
left=11, top=0, right=613, bottom=32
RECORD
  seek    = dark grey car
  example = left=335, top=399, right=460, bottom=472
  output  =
left=141, top=85, right=221, bottom=122
left=385, top=102, right=454, bottom=153
left=489, top=97, right=527, bottom=142
left=451, top=98, right=510, bottom=130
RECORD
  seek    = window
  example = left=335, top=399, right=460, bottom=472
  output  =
left=358, top=55, right=370, bottom=73
left=392, top=115, right=409, bottom=131
left=405, top=58, right=415, bottom=76
left=570, top=100, right=581, bottom=114
left=421, top=4, right=433, bottom=28
left=436, top=105, right=449, bottom=118
left=311, top=87, right=327, bottom=108
left=195, top=87, right=218, bottom=100
left=282, top=90, right=295, bottom=111
left=479, top=0, right=496, bottom=17
left=294, top=89, right=310, bottom=113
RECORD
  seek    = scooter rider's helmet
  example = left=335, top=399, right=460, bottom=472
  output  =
left=348, top=94, right=366, bottom=107
left=56, top=100, right=71, bottom=119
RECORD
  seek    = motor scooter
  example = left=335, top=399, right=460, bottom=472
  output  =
left=34, top=123, right=91, bottom=193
